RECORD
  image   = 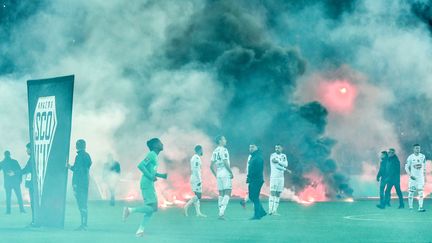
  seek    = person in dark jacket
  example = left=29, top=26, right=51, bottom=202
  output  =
left=376, top=151, right=389, bottom=209
left=68, top=139, right=92, bottom=231
left=384, top=148, right=404, bottom=208
left=0, top=150, right=25, bottom=214
left=246, top=144, right=267, bottom=220
left=22, top=143, right=36, bottom=225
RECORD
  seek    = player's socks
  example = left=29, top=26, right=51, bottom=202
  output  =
left=408, top=191, right=414, bottom=209
left=418, top=190, right=424, bottom=209
left=220, top=195, right=230, bottom=215
left=273, top=197, right=280, bottom=214
left=137, top=211, right=153, bottom=235
left=218, top=196, right=223, bottom=216
left=269, top=196, right=274, bottom=214
left=184, top=196, right=197, bottom=216
left=195, top=200, right=207, bottom=217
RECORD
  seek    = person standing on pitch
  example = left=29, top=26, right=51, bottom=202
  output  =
left=405, top=144, right=427, bottom=212
left=184, top=145, right=207, bottom=217
left=240, top=154, right=251, bottom=209
left=123, top=138, right=168, bottom=237
left=247, top=143, right=266, bottom=220
left=68, top=139, right=92, bottom=230
left=376, top=151, right=390, bottom=209
left=103, top=154, right=121, bottom=206
left=384, top=148, right=404, bottom=209
left=22, top=143, right=36, bottom=226
left=0, top=150, right=25, bottom=214
left=210, top=135, right=233, bottom=220
left=269, top=144, right=291, bottom=216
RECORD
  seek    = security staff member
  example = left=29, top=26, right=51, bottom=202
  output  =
left=68, top=139, right=92, bottom=231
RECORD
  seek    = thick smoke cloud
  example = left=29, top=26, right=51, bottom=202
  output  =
left=163, top=0, right=351, bottom=197
left=1, top=0, right=432, bottom=200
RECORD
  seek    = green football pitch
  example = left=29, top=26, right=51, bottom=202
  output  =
left=1, top=199, right=432, bottom=243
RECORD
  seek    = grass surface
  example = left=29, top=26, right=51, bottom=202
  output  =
left=1, top=199, right=432, bottom=242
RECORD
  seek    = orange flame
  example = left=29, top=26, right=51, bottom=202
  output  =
left=297, top=171, right=328, bottom=203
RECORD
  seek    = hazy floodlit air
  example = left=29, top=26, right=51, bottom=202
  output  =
left=1, top=0, right=432, bottom=242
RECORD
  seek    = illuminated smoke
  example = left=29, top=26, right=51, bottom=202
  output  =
left=317, top=79, right=357, bottom=114
left=1, top=0, right=432, bottom=204
left=297, top=171, right=328, bottom=203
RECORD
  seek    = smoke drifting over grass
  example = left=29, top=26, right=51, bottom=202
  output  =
left=1, top=0, right=432, bottom=201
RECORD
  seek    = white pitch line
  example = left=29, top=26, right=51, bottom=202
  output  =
left=343, top=214, right=429, bottom=223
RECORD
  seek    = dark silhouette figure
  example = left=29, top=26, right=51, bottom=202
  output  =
left=0, top=150, right=25, bottom=214
left=247, top=144, right=267, bottom=220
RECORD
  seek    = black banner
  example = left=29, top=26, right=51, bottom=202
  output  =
left=27, top=75, right=74, bottom=228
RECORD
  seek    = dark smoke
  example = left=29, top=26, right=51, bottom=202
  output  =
left=164, top=0, right=353, bottom=197
left=386, top=94, right=432, bottom=160
left=4, top=0, right=431, bottom=200
left=411, top=0, right=432, bottom=32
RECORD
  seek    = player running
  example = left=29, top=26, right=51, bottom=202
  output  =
left=122, top=138, right=168, bottom=237
left=269, top=144, right=291, bottom=216
left=210, top=135, right=233, bottom=220
left=405, top=144, right=427, bottom=212
left=184, top=145, right=207, bottom=217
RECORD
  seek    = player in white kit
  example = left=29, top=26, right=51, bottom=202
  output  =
left=269, top=144, right=291, bottom=216
left=184, top=145, right=207, bottom=217
left=210, top=135, right=233, bottom=220
left=405, top=144, right=427, bottom=212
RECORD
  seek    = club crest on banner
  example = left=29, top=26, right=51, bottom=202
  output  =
left=33, top=96, right=57, bottom=205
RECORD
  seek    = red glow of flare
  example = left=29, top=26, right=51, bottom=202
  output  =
left=318, top=80, right=357, bottom=114
left=154, top=166, right=249, bottom=208
left=297, top=172, right=328, bottom=203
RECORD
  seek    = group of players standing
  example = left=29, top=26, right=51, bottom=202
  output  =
left=183, top=135, right=291, bottom=220
left=4, top=135, right=426, bottom=237
left=122, top=135, right=291, bottom=237
left=376, top=144, right=428, bottom=212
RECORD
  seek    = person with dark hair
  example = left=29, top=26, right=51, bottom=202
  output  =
left=68, top=139, right=92, bottom=230
left=123, top=138, right=168, bottom=237
left=0, top=150, right=25, bottom=214
left=103, top=154, right=121, bottom=206
left=22, top=143, right=36, bottom=226
left=210, top=135, right=233, bottom=220
left=247, top=144, right=267, bottom=220
left=184, top=145, right=207, bottom=217
left=405, top=144, right=426, bottom=212
left=384, top=148, right=404, bottom=209
left=376, top=151, right=389, bottom=209
left=269, top=144, right=291, bottom=215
